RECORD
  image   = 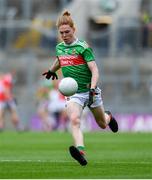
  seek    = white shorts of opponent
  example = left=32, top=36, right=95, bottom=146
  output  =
left=0, top=100, right=17, bottom=111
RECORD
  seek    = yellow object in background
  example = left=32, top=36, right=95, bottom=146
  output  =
left=14, top=18, right=53, bottom=49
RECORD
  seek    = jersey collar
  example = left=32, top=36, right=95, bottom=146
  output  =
left=64, top=38, right=79, bottom=46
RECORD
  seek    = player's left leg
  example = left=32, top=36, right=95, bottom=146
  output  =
left=90, top=106, right=118, bottom=132
left=89, top=87, right=118, bottom=132
left=105, top=110, right=118, bottom=132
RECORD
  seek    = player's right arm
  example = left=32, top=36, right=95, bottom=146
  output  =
left=49, top=58, right=60, bottom=72
left=42, top=58, right=60, bottom=80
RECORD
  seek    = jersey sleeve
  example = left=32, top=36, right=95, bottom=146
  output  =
left=55, top=45, right=58, bottom=56
left=82, top=47, right=95, bottom=62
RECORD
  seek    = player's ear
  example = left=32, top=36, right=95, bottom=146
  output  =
left=73, top=27, right=76, bottom=33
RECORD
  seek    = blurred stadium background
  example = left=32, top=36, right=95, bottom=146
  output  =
left=0, top=0, right=152, bottom=132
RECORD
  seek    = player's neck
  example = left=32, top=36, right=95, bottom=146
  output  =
left=64, top=37, right=78, bottom=46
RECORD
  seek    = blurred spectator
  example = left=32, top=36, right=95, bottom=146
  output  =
left=36, top=78, right=54, bottom=131
left=36, top=78, right=68, bottom=131
left=0, top=72, right=23, bottom=131
left=47, top=81, right=69, bottom=131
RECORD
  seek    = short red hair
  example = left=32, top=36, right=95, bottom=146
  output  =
left=56, top=10, right=75, bottom=29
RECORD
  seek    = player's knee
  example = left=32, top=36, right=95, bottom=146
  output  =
left=101, top=124, right=106, bottom=129
left=70, top=114, right=80, bottom=126
left=97, top=120, right=107, bottom=129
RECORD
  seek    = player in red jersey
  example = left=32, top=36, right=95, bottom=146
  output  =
left=42, top=10, right=118, bottom=166
left=0, top=72, right=22, bottom=131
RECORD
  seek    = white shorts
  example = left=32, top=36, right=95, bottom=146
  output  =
left=66, top=87, right=103, bottom=108
left=0, top=100, right=17, bottom=111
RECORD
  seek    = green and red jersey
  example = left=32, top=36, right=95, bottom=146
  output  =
left=56, top=39, right=95, bottom=93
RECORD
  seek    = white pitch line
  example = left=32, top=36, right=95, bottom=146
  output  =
left=0, top=160, right=151, bottom=164
left=0, top=160, right=71, bottom=162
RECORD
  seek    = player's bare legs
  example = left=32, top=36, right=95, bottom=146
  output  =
left=66, top=102, right=84, bottom=146
left=90, top=106, right=110, bottom=128
left=66, top=102, right=87, bottom=166
left=90, top=106, right=118, bottom=132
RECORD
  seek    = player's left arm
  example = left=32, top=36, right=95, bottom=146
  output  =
left=87, top=61, right=99, bottom=107
left=82, top=46, right=99, bottom=88
left=82, top=46, right=99, bottom=106
left=87, top=61, right=99, bottom=89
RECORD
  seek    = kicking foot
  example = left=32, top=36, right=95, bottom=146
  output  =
left=69, top=146, right=88, bottom=166
left=105, top=111, right=118, bottom=133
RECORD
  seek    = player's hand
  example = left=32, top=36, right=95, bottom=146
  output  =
left=88, top=88, right=96, bottom=107
left=42, top=70, right=58, bottom=80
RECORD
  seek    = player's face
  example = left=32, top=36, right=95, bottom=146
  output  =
left=59, top=24, right=75, bottom=44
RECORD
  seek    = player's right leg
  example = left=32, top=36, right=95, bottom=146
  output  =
left=66, top=101, right=84, bottom=146
left=66, top=101, right=88, bottom=165
left=69, top=146, right=87, bottom=166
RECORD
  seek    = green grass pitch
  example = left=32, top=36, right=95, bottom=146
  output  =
left=0, top=131, right=152, bottom=178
